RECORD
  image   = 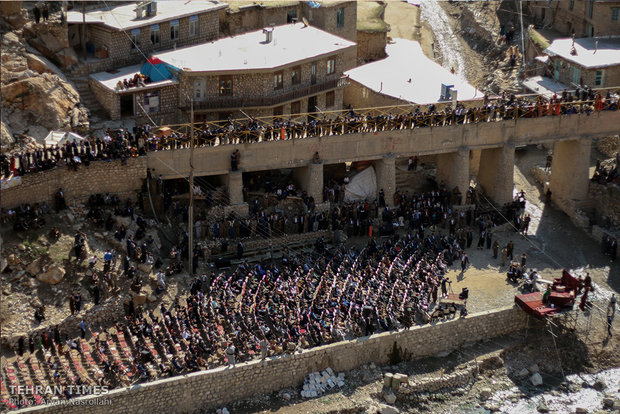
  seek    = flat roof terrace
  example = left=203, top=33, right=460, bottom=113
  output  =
left=67, top=0, right=227, bottom=31
left=545, top=37, right=620, bottom=69
left=153, top=23, right=356, bottom=73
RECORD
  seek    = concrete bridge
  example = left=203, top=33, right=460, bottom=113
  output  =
left=147, top=110, right=619, bottom=215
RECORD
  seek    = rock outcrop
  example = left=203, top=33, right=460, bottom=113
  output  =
left=36, top=264, right=65, bottom=284
left=1, top=27, right=89, bottom=149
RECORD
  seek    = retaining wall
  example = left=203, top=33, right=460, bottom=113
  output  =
left=0, top=158, right=147, bottom=209
left=16, top=305, right=529, bottom=414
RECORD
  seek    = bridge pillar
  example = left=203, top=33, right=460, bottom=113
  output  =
left=549, top=138, right=591, bottom=206
left=436, top=148, right=470, bottom=205
left=374, top=155, right=396, bottom=206
left=477, top=145, right=515, bottom=205
left=226, top=171, right=248, bottom=216
left=293, top=162, right=324, bottom=203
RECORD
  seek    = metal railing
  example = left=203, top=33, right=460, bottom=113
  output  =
left=148, top=87, right=619, bottom=150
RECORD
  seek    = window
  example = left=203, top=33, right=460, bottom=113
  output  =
left=569, top=0, right=574, bottom=11
left=150, top=24, right=160, bottom=45
left=274, top=71, right=283, bottom=90
left=170, top=19, right=179, bottom=40
left=326, top=91, right=335, bottom=107
left=291, top=66, right=301, bottom=85
left=287, top=9, right=297, bottom=23
left=143, top=91, right=160, bottom=113
left=336, top=7, right=345, bottom=28
left=326, top=58, right=336, bottom=75
left=613, top=8, right=619, bottom=21
left=130, top=28, right=140, bottom=49
left=595, top=70, right=603, bottom=86
left=311, top=62, right=317, bottom=84
left=588, top=0, right=594, bottom=18
left=189, top=15, right=199, bottom=37
left=193, top=78, right=206, bottom=101
left=291, top=101, right=301, bottom=114
left=572, top=66, right=581, bottom=85
left=219, top=75, right=233, bottom=96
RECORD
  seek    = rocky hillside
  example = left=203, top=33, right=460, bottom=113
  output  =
left=1, top=7, right=89, bottom=152
left=447, top=0, right=524, bottom=93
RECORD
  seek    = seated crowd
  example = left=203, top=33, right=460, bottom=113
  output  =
left=115, top=73, right=151, bottom=91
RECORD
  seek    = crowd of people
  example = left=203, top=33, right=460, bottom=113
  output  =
left=2, top=88, right=617, bottom=180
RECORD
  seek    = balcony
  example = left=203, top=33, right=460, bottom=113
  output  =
left=189, top=76, right=349, bottom=111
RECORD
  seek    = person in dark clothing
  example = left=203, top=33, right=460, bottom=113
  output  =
left=237, top=241, right=244, bottom=259
left=93, top=284, right=100, bottom=305
left=53, top=326, right=61, bottom=345
left=33, top=5, right=41, bottom=23
left=34, top=305, right=45, bottom=323
left=18, top=336, right=25, bottom=356
left=41, top=3, right=49, bottom=21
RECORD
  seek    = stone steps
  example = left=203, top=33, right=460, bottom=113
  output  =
left=67, top=74, right=107, bottom=119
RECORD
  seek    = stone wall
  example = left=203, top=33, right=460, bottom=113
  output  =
left=90, top=78, right=119, bottom=119
left=530, top=0, right=620, bottom=37
left=343, top=79, right=408, bottom=109
left=588, top=182, right=620, bottom=230
left=219, top=1, right=357, bottom=42
left=78, top=8, right=222, bottom=73
left=14, top=306, right=528, bottom=414
left=356, top=30, right=387, bottom=62
left=0, top=158, right=147, bottom=209
left=552, top=57, right=620, bottom=89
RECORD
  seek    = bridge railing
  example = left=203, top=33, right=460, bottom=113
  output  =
left=149, top=87, right=618, bottom=151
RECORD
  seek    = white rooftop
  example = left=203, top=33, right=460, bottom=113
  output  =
left=67, top=0, right=227, bottom=31
left=153, top=23, right=356, bottom=72
left=90, top=64, right=177, bottom=92
left=544, top=37, right=620, bottom=69
left=523, top=76, right=571, bottom=98
left=345, top=39, right=480, bottom=105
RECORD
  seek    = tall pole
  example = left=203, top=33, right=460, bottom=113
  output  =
left=188, top=99, right=195, bottom=275
left=519, top=0, right=526, bottom=70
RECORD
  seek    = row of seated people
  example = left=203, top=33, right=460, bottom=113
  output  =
left=5, top=230, right=465, bottom=399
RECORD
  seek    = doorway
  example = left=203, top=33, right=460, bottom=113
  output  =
left=307, top=95, right=318, bottom=120
left=120, top=94, right=134, bottom=117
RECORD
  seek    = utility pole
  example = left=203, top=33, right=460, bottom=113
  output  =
left=188, top=99, right=195, bottom=275
left=81, top=1, right=86, bottom=58
left=519, top=0, right=526, bottom=70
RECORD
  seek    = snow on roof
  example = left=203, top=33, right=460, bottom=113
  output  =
left=523, top=76, right=571, bottom=98
left=344, top=39, right=480, bottom=105
left=67, top=0, right=227, bottom=31
left=90, top=64, right=177, bottom=92
left=153, top=23, right=356, bottom=72
left=544, top=37, right=620, bottom=69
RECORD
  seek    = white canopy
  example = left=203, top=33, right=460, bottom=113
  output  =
left=344, top=167, right=377, bottom=203
left=44, top=131, right=84, bottom=148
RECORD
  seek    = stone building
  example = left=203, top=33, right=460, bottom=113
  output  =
left=529, top=0, right=620, bottom=37
left=544, top=36, right=620, bottom=88
left=89, top=63, right=179, bottom=124
left=151, top=22, right=356, bottom=122
left=220, top=1, right=357, bottom=42
left=67, top=0, right=226, bottom=72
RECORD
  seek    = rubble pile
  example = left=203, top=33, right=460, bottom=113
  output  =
left=597, top=135, right=619, bottom=158
left=300, top=368, right=345, bottom=398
